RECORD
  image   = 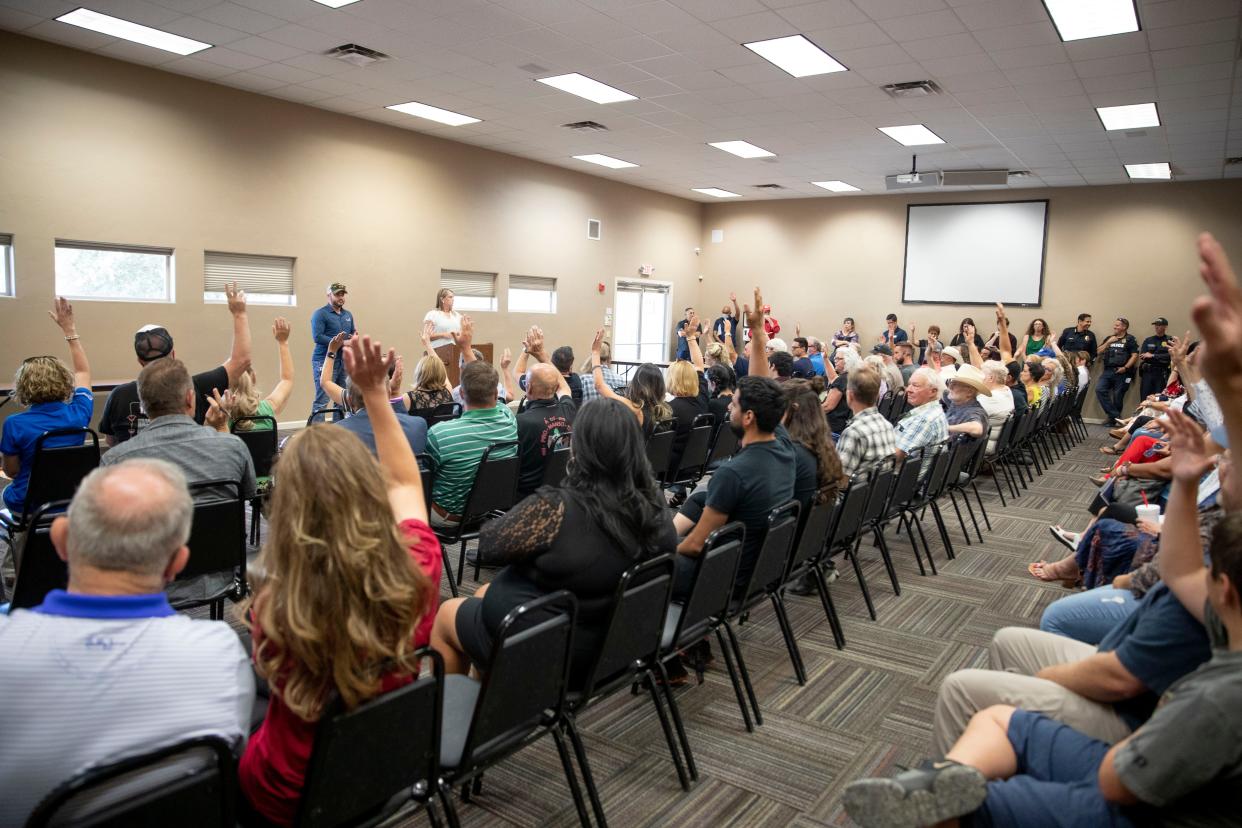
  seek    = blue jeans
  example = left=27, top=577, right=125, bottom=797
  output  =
left=1095, top=369, right=1132, bottom=421
left=1039, top=586, right=1139, bottom=645
left=311, top=356, right=345, bottom=415
left=973, top=709, right=1135, bottom=828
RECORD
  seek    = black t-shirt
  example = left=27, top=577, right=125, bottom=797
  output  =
left=1140, top=334, right=1173, bottom=370
left=949, top=333, right=986, bottom=351
left=515, top=396, right=575, bottom=496
left=826, top=373, right=851, bottom=435
left=99, top=365, right=229, bottom=443
left=1058, top=327, right=1099, bottom=364
left=706, top=437, right=795, bottom=583
left=708, top=394, right=732, bottom=428
left=1101, top=334, right=1139, bottom=369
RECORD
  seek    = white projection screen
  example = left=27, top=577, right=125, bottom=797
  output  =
left=902, top=200, right=1049, bottom=306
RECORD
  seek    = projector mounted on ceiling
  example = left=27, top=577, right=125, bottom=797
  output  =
left=886, top=155, right=942, bottom=190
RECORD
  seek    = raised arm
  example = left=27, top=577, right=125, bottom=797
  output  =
left=264, top=318, right=295, bottom=416
left=222, top=282, right=253, bottom=386
left=49, top=297, right=90, bottom=389
left=721, top=317, right=737, bottom=363
left=500, top=348, right=522, bottom=402
left=420, top=319, right=437, bottom=357
left=452, top=316, right=476, bottom=363
left=1194, top=232, right=1242, bottom=456
left=730, top=291, right=740, bottom=321
left=344, top=335, right=428, bottom=524
left=963, top=322, right=983, bottom=368
left=685, top=311, right=705, bottom=371
left=995, top=303, right=1014, bottom=363
left=744, top=287, right=769, bottom=377
left=318, top=333, right=346, bottom=407
left=1158, top=410, right=1215, bottom=623
left=590, top=329, right=631, bottom=408
left=387, top=354, right=405, bottom=400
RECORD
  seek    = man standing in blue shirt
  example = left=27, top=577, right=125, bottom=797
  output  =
left=310, top=282, right=355, bottom=414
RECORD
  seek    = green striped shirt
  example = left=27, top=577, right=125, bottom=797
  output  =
left=427, top=403, right=518, bottom=514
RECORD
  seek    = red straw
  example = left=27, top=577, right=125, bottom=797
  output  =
left=1140, top=491, right=1149, bottom=506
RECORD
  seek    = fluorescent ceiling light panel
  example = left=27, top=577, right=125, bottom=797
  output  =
left=1096, top=102, right=1159, bottom=131
left=573, top=154, right=638, bottom=169
left=1125, top=162, right=1171, bottom=180
left=310, top=0, right=363, bottom=6
left=55, top=7, right=211, bottom=55
left=812, top=180, right=861, bottom=192
left=692, top=188, right=741, bottom=198
left=536, top=73, right=635, bottom=104
left=386, top=101, right=480, bottom=126
left=743, top=34, right=847, bottom=78
left=1043, top=0, right=1139, bottom=42
left=878, top=124, right=945, bottom=146
left=708, top=140, right=775, bottom=159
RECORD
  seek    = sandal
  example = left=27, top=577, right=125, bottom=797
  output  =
left=1048, top=525, right=1080, bottom=551
left=1028, top=560, right=1079, bottom=588
left=1090, top=475, right=1109, bottom=487
left=1099, top=446, right=1118, bottom=455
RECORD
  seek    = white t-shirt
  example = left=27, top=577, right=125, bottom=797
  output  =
left=0, top=593, right=253, bottom=825
left=423, top=309, right=462, bottom=348
left=1077, top=365, right=1090, bottom=388
left=978, top=386, right=1015, bottom=455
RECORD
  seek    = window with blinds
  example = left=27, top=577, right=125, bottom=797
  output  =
left=441, top=269, right=497, bottom=312
left=204, top=251, right=295, bottom=306
left=508, top=274, right=557, bottom=313
left=0, top=234, right=12, bottom=297
left=54, top=240, right=174, bottom=303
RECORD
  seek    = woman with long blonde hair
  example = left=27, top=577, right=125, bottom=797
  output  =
left=238, top=335, right=441, bottom=826
left=225, top=318, right=294, bottom=430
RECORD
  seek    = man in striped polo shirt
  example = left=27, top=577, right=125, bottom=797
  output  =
left=427, top=357, right=518, bottom=528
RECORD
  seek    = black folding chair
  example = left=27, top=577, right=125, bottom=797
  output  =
left=663, top=414, right=715, bottom=491
left=230, top=416, right=278, bottom=545
left=296, top=648, right=457, bottom=828
left=946, top=438, right=991, bottom=544
left=0, top=428, right=99, bottom=532
left=306, top=407, right=346, bottom=426
left=412, top=402, right=463, bottom=426
left=25, top=735, right=237, bottom=828
left=432, top=441, right=520, bottom=594
left=7, top=500, right=70, bottom=611
left=980, top=415, right=1020, bottom=505
left=171, top=479, right=247, bottom=620
left=887, top=392, right=910, bottom=425
left=936, top=437, right=978, bottom=549
left=871, top=449, right=929, bottom=579
left=847, top=461, right=897, bottom=618
left=439, top=591, right=598, bottom=827
left=644, top=427, right=675, bottom=486
left=541, top=432, right=573, bottom=489
left=782, top=496, right=845, bottom=649
left=704, top=420, right=740, bottom=469
left=876, top=391, right=895, bottom=421
left=824, top=477, right=874, bottom=618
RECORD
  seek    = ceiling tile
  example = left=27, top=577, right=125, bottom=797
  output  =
left=192, top=45, right=271, bottom=70
left=972, top=21, right=1060, bottom=52
left=1145, top=19, right=1238, bottom=50
left=853, top=0, right=948, bottom=21
left=774, top=0, right=870, bottom=30
left=259, top=22, right=343, bottom=52
left=953, top=0, right=1048, bottom=31
left=1151, top=40, right=1236, bottom=69
left=1141, top=0, right=1240, bottom=28
left=989, top=43, right=1069, bottom=69
left=1072, top=52, right=1153, bottom=79
left=162, top=55, right=238, bottom=78
left=248, top=61, right=319, bottom=84
left=902, top=32, right=984, bottom=60
left=226, top=35, right=304, bottom=62
left=831, top=43, right=912, bottom=69
left=919, top=52, right=1000, bottom=77
left=711, top=10, right=799, bottom=41
left=669, top=0, right=769, bottom=23
left=194, top=2, right=283, bottom=35
left=803, top=21, right=893, bottom=51
left=877, top=9, right=965, bottom=42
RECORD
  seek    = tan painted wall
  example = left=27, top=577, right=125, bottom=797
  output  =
left=0, top=32, right=701, bottom=427
left=698, top=180, right=1242, bottom=418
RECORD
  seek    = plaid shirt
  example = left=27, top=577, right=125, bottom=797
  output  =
left=836, top=407, right=897, bottom=478
left=578, top=365, right=625, bottom=403
left=895, top=399, right=948, bottom=456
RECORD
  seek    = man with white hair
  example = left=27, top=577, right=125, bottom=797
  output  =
left=0, top=460, right=253, bottom=826
left=978, top=361, right=1016, bottom=455
left=895, top=366, right=948, bottom=462
left=945, top=364, right=992, bottom=451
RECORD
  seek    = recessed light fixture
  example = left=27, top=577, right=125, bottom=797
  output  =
left=812, top=180, right=861, bottom=192
left=537, top=73, right=636, bottom=104
left=743, top=34, right=847, bottom=78
left=386, top=101, right=480, bottom=126
left=311, top=0, right=363, bottom=6
left=878, top=124, right=945, bottom=146
left=1043, top=0, right=1139, bottom=42
left=692, top=188, right=741, bottom=198
left=1125, top=162, right=1171, bottom=180
left=708, top=141, right=775, bottom=159
left=55, top=7, right=211, bottom=55
left=573, top=154, right=638, bottom=169
left=1096, top=102, right=1159, bottom=131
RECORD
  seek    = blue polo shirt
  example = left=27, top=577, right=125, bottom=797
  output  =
left=809, top=353, right=826, bottom=376
left=310, top=304, right=356, bottom=361
left=1, top=388, right=94, bottom=513
left=34, top=589, right=175, bottom=619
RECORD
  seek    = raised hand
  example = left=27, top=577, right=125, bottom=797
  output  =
left=995, top=302, right=1006, bottom=323
left=501, top=348, right=512, bottom=370
left=964, top=323, right=976, bottom=340
left=225, top=282, right=247, bottom=315
left=743, top=286, right=764, bottom=331
left=327, top=331, right=346, bottom=355
left=388, top=353, right=404, bottom=396
left=421, top=319, right=435, bottom=342
left=1164, top=408, right=1217, bottom=484
left=591, top=328, right=604, bottom=355
left=795, top=321, right=802, bottom=337
left=729, top=291, right=737, bottom=303
left=1195, top=232, right=1242, bottom=391
left=205, top=388, right=232, bottom=431
left=48, top=296, right=76, bottom=335
left=527, top=325, right=544, bottom=358
left=342, top=334, right=393, bottom=396
left=454, top=316, right=474, bottom=349
left=1170, top=333, right=1190, bottom=368
left=272, top=317, right=290, bottom=343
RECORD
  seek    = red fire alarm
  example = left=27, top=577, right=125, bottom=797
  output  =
left=597, top=282, right=605, bottom=293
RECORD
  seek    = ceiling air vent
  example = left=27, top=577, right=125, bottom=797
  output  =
left=753, top=184, right=785, bottom=190
left=562, top=121, right=609, bottom=132
left=326, top=43, right=388, bottom=68
left=941, top=169, right=1010, bottom=186
left=881, top=80, right=942, bottom=99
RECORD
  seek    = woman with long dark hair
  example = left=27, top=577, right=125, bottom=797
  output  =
left=782, top=381, right=847, bottom=508
left=950, top=317, right=986, bottom=351
left=430, top=398, right=677, bottom=684
left=1021, top=317, right=1051, bottom=356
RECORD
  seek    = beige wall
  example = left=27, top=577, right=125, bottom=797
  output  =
left=698, top=180, right=1242, bottom=418
left=0, top=32, right=701, bottom=426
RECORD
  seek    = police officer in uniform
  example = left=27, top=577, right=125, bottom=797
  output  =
left=1057, top=312, right=1098, bottom=365
left=1138, top=317, right=1174, bottom=399
left=1094, top=317, right=1138, bottom=424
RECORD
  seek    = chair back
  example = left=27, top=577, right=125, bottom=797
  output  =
left=9, top=500, right=70, bottom=611
left=460, top=441, right=520, bottom=525
left=412, top=402, right=462, bottom=426
left=859, top=459, right=896, bottom=525
left=826, top=480, right=869, bottom=553
left=579, top=555, right=675, bottom=698
left=669, top=422, right=714, bottom=480
left=541, top=447, right=572, bottom=488
left=668, top=523, right=744, bottom=649
left=1072, top=380, right=1091, bottom=417
left=877, top=392, right=895, bottom=420
left=787, top=496, right=837, bottom=578
left=705, top=421, right=739, bottom=466
left=738, top=500, right=800, bottom=602
left=888, top=393, right=910, bottom=424
left=230, top=416, right=278, bottom=478
left=176, top=480, right=246, bottom=584
left=24, top=735, right=236, bottom=828
left=991, top=414, right=1017, bottom=457
left=919, top=443, right=955, bottom=500
left=644, top=428, right=675, bottom=484
left=885, top=448, right=926, bottom=516
left=939, top=436, right=975, bottom=493
left=460, top=591, right=577, bottom=767
left=19, top=428, right=99, bottom=524
left=297, top=649, right=444, bottom=828
left=307, top=407, right=345, bottom=426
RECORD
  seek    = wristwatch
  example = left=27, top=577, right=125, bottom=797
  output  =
left=325, top=352, right=336, bottom=360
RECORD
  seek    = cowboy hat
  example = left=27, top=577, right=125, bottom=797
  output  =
left=947, top=363, right=990, bottom=395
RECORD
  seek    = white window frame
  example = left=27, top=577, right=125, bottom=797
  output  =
left=441, top=269, right=497, bottom=313
left=0, top=234, right=12, bottom=298
left=507, top=274, right=557, bottom=314
left=54, top=239, right=175, bottom=304
left=612, top=278, right=673, bottom=365
left=203, top=250, right=296, bottom=306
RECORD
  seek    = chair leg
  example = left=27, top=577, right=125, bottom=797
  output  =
left=425, top=796, right=444, bottom=828
left=947, top=491, right=972, bottom=546
left=957, top=487, right=984, bottom=544
left=721, top=621, right=763, bottom=727
left=873, top=526, right=900, bottom=596
left=928, top=502, right=954, bottom=562
left=897, top=512, right=926, bottom=576
left=811, top=563, right=846, bottom=649
left=644, top=668, right=691, bottom=790
left=988, top=462, right=1008, bottom=507
left=652, top=659, right=698, bottom=782
left=550, top=727, right=593, bottom=828
left=911, top=510, right=939, bottom=575
left=714, top=628, right=754, bottom=733
left=437, top=782, right=462, bottom=828
left=455, top=540, right=467, bottom=587
left=441, top=547, right=459, bottom=598
left=970, top=482, right=992, bottom=532
left=564, top=717, right=609, bottom=828
left=770, top=592, right=807, bottom=686
left=846, top=543, right=877, bottom=620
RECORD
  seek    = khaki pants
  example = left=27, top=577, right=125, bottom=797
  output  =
left=932, top=627, right=1133, bottom=754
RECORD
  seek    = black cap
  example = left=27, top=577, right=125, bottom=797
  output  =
left=134, top=326, right=173, bottom=361
left=872, top=343, right=893, bottom=356
left=1151, top=317, right=1168, bottom=326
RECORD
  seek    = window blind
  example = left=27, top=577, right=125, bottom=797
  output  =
left=204, top=251, right=294, bottom=295
left=441, top=269, right=497, bottom=298
left=56, top=239, right=173, bottom=256
left=509, top=274, right=555, bottom=292
left=617, top=280, right=670, bottom=294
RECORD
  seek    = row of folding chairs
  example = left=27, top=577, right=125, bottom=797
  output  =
left=308, top=400, right=465, bottom=429
left=644, top=415, right=739, bottom=491
left=983, top=380, right=1090, bottom=506
left=876, top=389, right=911, bottom=425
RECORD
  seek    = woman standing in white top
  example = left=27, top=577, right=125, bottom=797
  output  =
left=423, top=289, right=462, bottom=350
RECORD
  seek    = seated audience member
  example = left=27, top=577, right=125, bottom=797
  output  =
left=673, top=375, right=795, bottom=595
left=835, top=368, right=897, bottom=478
left=667, top=325, right=710, bottom=491
left=894, top=367, right=949, bottom=462
left=431, top=399, right=676, bottom=685
left=914, top=324, right=943, bottom=365
left=1019, top=316, right=1051, bottom=356
left=1076, top=350, right=1091, bottom=389
left=100, top=282, right=251, bottom=445
left=862, top=354, right=891, bottom=397
left=224, top=317, right=294, bottom=431
left=1032, top=503, right=1145, bottom=592
left=1005, top=361, right=1029, bottom=414
left=589, top=330, right=671, bottom=438
left=515, top=362, right=575, bottom=499
left=550, top=345, right=584, bottom=408
left=102, top=358, right=256, bottom=504
left=410, top=321, right=454, bottom=411
left=732, top=338, right=751, bottom=379
left=426, top=357, right=519, bottom=529
left=894, top=341, right=917, bottom=384
left=769, top=350, right=795, bottom=380
left=945, top=365, right=992, bottom=450
left=822, top=346, right=860, bottom=436
left=880, top=313, right=908, bottom=345
left=2, top=298, right=93, bottom=516
left=320, top=335, right=427, bottom=456
left=240, top=335, right=440, bottom=826
left=1039, top=356, right=1064, bottom=398
left=790, top=337, right=816, bottom=378
left=985, top=315, right=1019, bottom=355
left=938, top=346, right=962, bottom=381
left=1022, top=359, right=1045, bottom=407
left=577, top=339, right=625, bottom=405
left=706, top=363, right=737, bottom=427
left=781, top=380, right=845, bottom=512
left=0, top=459, right=253, bottom=826
left=832, top=317, right=860, bottom=352
left=977, top=362, right=1015, bottom=455
left=950, top=317, right=986, bottom=351
left=844, top=420, right=1242, bottom=828
left=767, top=337, right=789, bottom=356
left=806, top=337, right=827, bottom=376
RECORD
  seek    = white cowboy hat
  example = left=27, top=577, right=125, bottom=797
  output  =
left=940, top=346, right=962, bottom=364
left=947, top=363, right=990, bottom=395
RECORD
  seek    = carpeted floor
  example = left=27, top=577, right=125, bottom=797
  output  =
left=385, top=424, right=1111, bottom=828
